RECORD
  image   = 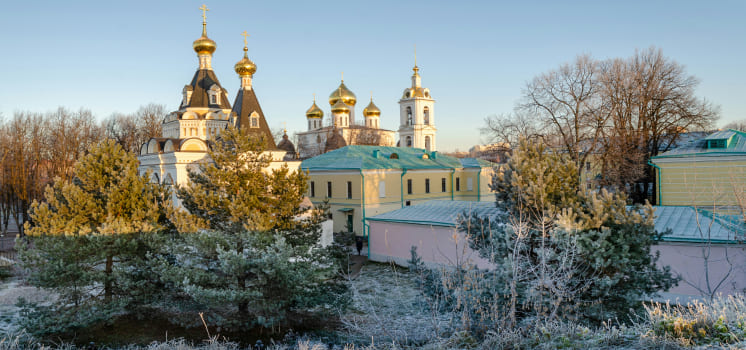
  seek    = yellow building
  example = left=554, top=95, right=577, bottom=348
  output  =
left=300, top=145, right=494, bottom=235
left=651, top=129, right=746, bottom=212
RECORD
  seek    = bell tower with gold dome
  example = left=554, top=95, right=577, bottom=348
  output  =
left=398, top=50, right=437, bottom=152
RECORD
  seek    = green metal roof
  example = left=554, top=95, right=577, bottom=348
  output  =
left=367, top=200, right=502, bottom=227
left=300, top=145, right=494, bottom=171
left=653, top=129, right=746, bottom=159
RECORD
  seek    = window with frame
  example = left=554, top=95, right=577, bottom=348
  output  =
left=467, top=178, right=473, bottom=191
left=407, top=179, right=412, bottom=194
left=327, top=181, right=332, bottom=198
left=456, top=177, right=461, bottom=191
left=425, top=179, right=430, bottom=193
left=250, top=112, right=259, bottom=128
left=347, top=181, right=352, bottom=199
left=379, top=182, right=386, bottom=198
left=310, top=181, right=315, bottom=197
left=441, top=178, right=446, bottom=192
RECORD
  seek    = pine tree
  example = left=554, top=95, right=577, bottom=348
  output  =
left=453, top=138, right=676, bottom=327
left=17, top=139, right=172, bottom=336
left=163, top=126, right=347, bottom=332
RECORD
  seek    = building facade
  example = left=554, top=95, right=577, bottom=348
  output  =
left=651, top=129, right=746, bottom=212
left=300, top=146, right=494, bottom=235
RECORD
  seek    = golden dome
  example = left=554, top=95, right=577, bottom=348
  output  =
left=306, top=101, right=324, bottom=119
left=234, top=47, right=257, bottom=76
left=331, top=99, right=350, bottom=114
left=329, top=81, right=357, bottom=106
left=363, top=98, right=381, bottom=117
left=193, top=24, right=216, bottom=55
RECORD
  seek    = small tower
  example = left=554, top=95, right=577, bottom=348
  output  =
left=398, top=50, right=437, bottom=151
left=363, top=95, right=381, bottom=129
left=305, top=95, right=324, bottom=130
left=231, top=31, right=276, bottom=149
left=328, top=76, right=357, bottom=126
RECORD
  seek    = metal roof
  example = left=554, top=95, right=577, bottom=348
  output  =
left=300, top=145, right=493, bottom=171
left=653, top=129, right=746, bottom=158
left=704, top=130, right=737, bottom=140
left=654, top=206, right=744, bottom=243
left=367, top=200, right=502, bottom=227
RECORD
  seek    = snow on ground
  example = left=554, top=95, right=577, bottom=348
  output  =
left=340, top=262, right=452, bottom=346
left=0, top=277, right=55, bottom=334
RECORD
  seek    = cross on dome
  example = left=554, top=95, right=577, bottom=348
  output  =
left=199, top=4, right=209, bottom=23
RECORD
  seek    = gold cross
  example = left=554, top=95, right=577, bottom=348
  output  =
left=282, top=122, right=287, bottom=133
left=199, top=4, right=209, bottom=23
left=241, top=31, right=250, bottom=47
left=313, top=93, right=316, bottom=102
left=341, top=71, right=344, bottom=82
left=414, top=44, right=417, bottom=66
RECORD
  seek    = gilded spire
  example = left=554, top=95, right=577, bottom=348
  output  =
left=193, top=4, right=216, bottom=56
left=235, top=31, right=256, bottom=78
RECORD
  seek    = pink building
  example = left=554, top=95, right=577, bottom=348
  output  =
left=367, top=200, right=499, bottom=268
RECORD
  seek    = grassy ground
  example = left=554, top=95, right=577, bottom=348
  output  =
left=4, top=260, right=746, bottom=349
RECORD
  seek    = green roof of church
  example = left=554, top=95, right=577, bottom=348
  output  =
left=300, top=145, right=493, bottom=171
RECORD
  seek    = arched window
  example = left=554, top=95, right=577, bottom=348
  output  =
left=406, top=107, right=412, bottom=125
left=425, top=136, right=431, bottom=151
left=423, top=107, right=430, bottom=125
left=250, top=112, right=259, bottom=128
left=406, top=136, right=412, bottom=147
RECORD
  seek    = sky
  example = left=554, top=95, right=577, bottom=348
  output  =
left=1, top=0, right=745, bottom=152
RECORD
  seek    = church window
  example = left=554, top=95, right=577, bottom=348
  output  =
left=441, top=178, right=446, bottom=192
left=406, top=136, right=412, bottom=147
left=250, top=112, right=259, bottom=128
left=316, top=135, right=321, bottom=143
left=389, top=153, right=399, bottom=159
left=425, top=179, right=430, bottom=193
left=210, top=95, right=216, bottom=104
left=456, top=177, right=461, bottom=191
left=425, top=136, right=431, bottom=151
left=347, top=181, right=352, bottom=199
left=310, top=181, right=315, bottom=197
left=424, top=107, right=430, bottom=125
left=327, top=181, right=332, bottom=198
left=208, top=84, right=221, bottom=106
left=425, top=91, right=429, bottom=98
left=407, top=179, right=412, bottom=194
left=406, top=107, right=413, bottom=125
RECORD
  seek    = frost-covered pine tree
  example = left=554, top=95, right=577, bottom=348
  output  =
left=453, top=138, right=677, bottom=328
left=163, top=125, right=347, bottom=332
left=18, top=139, right=172, bottom=336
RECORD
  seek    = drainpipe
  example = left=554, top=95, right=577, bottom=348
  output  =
left=648, top=160, right=662, bottom=206
left=359, top=169, right=369, bottom=258
left=477, top=168, right=482, bottom=202
left=450, top=168, right=455, bottom=201
left=400, top=168, right=408, bottom=208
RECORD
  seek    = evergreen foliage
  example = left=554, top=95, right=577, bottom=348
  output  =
left=163, top=126, right=348, bottom=332
left=17, top=139, right=172, bottom=336
left=413, top=139, right=677, bottom=337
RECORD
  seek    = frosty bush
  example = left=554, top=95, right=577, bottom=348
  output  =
left=411, top=139, right=677, bottom=339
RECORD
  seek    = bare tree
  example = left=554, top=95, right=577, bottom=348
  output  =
left=519, top=54, right=607, bottom=182
left=103, top=103, right=166, bottom=153
left=481, top=111, right=541, bottom=149
left=598, top=47, right=719, bottom=202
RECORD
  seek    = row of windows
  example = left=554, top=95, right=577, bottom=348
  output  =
left=309, top=177, right=475, bottom=199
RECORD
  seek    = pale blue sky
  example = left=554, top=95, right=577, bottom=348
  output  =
left=1, top=0, right=744, bottom=151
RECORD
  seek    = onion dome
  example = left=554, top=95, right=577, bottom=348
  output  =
left=363, top=98, right=381, bottom=117
left=234, top=47, right=257, bottom=76
left=277, top=131, right=296, bottom=153
left=329, top=80, right=357, bottom=106
left=193, top=24, right=217, bottom=55
left=331, top=99, right=350, bottom=114
left=305, top=100, right=324, bottom=119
